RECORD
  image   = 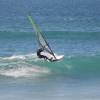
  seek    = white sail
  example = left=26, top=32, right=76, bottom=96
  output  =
left=28, top=16, right=56, bottom=59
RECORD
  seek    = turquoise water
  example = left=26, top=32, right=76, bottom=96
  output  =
left=0, top=31, right=100, bottom=100
left=0, top=0, right=100, bottom=100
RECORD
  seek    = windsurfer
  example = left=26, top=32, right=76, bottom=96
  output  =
left=37, top=48, right=53, bottom=61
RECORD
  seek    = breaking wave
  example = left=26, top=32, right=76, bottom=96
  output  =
left=0, top=53, right=100, bottom=78
left=0, top=53, right=50, bottom=78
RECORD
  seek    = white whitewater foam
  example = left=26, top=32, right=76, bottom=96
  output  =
left=0, top=65, right=50, bottom=78
left=0, top=54, right=50, bottom=78
left=1, top=53, right=38, bottom=60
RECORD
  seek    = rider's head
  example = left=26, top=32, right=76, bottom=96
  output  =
left=38, top=48, right=43, bottom=52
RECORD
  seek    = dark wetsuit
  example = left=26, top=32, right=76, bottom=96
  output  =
left=37, top=48, right=48, bottom=60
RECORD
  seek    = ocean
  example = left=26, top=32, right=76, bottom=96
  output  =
left=0, top=0, right=100, bottom=100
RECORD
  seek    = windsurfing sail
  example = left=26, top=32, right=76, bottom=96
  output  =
left=28, top=16, right=56, bottom=59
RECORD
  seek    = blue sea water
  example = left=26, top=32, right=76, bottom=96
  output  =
left=0, top=0, right=100, bottom=100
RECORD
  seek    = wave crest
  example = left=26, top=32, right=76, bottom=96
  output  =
left=0, top=54, right=50, bottom=78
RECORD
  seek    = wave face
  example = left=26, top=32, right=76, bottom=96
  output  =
left=0, top=53, right=100, bottom=79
